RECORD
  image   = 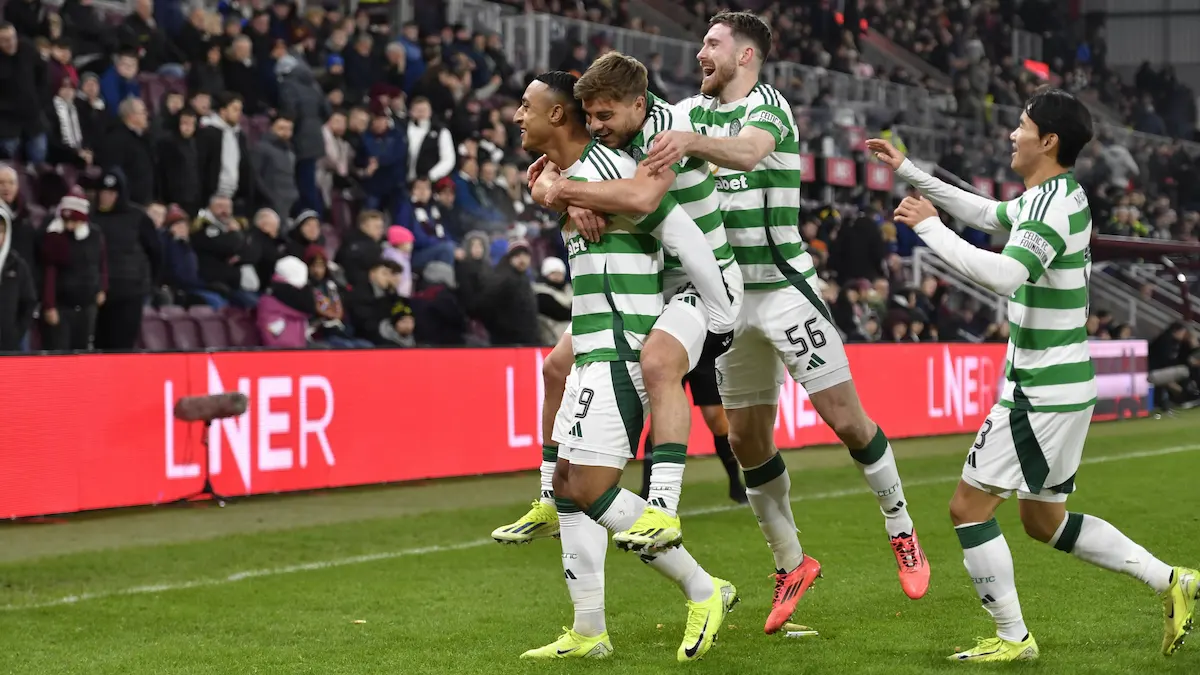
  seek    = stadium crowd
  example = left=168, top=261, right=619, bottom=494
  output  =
left=0, top=0, right=1195, bottom=355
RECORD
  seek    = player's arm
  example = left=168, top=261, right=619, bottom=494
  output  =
left=650, top=127, right=775, bottom=173
left=643, top=196, right=737, bottom=333
left=531, top=161, right=565, bottom=212
left=546, top=161, right=674, bottom=216
left=867, top=139, right=1007, bottom=233
left=894, top=197, right=1031, bottom=297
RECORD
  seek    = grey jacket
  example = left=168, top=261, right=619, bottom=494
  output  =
left=277, top=55, right=331, bottom=161
left=252, top=132, right=299, bottom=219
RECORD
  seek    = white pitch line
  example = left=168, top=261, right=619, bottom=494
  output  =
left=4, top=443, right=1197, bottom=612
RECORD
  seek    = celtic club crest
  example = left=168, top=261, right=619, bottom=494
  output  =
left=730, top=119, right=742, bottom=137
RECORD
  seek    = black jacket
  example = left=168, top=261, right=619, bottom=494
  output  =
left=118, top=13, right=184, bottom=72
left=40, top=221, right=106, bottom=309
left=186, top=60, right=226, bottom=98
left=91, top=176, right=162, bottom=298
left=221, top=57, right=266, bottom=116
left=480, top=257, right=539, bottom=346
left=0, top=248, right=36, bottom=351
left=245, top=226, right=287, bottom=294
left=0, top=38, right=48, bottom=139
left=191, top=213, right=248, bottom=293
left=345, top=282, right=396, bottom=345
left=97, top=124, right=157, bottom=207
left=411, top=284, right=468, bottom=346
left=829, top=216, right=886, bottom=282
left=156, top=125, right=202, bottom=215
left=335, top=228, right=383, bottom=292
left=196, top=123, right=259, bottom=212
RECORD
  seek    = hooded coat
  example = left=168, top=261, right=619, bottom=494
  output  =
left=0, top=206, right=36, bottom=350
left=91, top=172, right=162, bottom=299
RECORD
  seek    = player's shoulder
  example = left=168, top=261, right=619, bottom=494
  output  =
left=675, top=93, right=710, bottom=112
left=749, top=82, right=790, bottom=110
left=644, top=95, right=679, bottom=134
left=581, top=141, right=637, bottom=179
left=1027, top=174, right=1088, bottom=223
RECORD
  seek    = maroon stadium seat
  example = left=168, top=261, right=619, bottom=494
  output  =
left=159, top=304, right=187, bottom=319
left=198, top=317, right=231, bottom=349
left=167, top=316, right=202, bottom=351
left=143, top=304, right=158, bottom=318
left=226, top=315, right=261, bottom=347
left=320, top=224, right=341, bottom=259
left=188, top=304, right=216, bottom=318
left=139, top=317, right=171, bottom=352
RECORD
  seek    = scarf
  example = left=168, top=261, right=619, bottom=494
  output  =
left=53, top=96, right=83, bottom=149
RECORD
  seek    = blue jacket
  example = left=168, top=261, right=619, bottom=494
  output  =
left=360, top=126, right=408, bottom=196
left=453, top=173, right=505, bottom=225
left=161, top=232, right=204, bottom=292
left=396, top=200, right=455, bottom=251
left=99, top=66, right=142, bottom=116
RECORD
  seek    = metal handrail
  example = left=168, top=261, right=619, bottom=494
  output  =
left=912, top=247, right=1007, bottom=323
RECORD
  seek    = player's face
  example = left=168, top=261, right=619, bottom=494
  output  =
left=1009, top=111, right=1052, bottom=176
left=698, top=23, right=739, bottom=97
left=581, top=96, right=645, bottom=149
left=514, top=81, right=556, bottom=153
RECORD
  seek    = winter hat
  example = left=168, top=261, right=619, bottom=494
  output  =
left=422, top=260, right=457, bottom=288
left=99, top=170, right=120, bottom=192
left=508, top=238, right=531, bottom=255
left=294, top=209, right=320, bottom=229
left=58, top=187, right=90, bottom=222
left=326, top=54, right=344, bottom=69
left=303, top=244, right=327, bottom=263
left=387, top=225, right=414, bottom=246
left=391, top=299, right=413, bottom=321
left=164, top=204, right=189, bottom=227
left=541, top=256, right=566, bottom=278
left=273, top=256, right=309, bottom=289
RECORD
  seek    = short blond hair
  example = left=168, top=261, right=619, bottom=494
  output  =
left=573, top=51, right=648, bottom=103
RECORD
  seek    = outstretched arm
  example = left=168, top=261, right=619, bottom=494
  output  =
left=652, top=201, right=736, bottom=333
left=546, top=160, right=675, bottom=216
left=867, top=138, right=1006, bottom=233
left=894, top=197, right=1028, bottom=296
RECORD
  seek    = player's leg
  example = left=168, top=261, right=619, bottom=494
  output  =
left=688, top=354, right=746, bottom=503
left=716, top=299, right=819, bottom=634
left=775, top=279, right=928, bottom=598
left=638, top=428, right=653, bottom=499
left=1013, top=409, right=1197, bottom=656
left=492, top=331, right=573, bottom=544
left=520, top=455, right=613, bottom=660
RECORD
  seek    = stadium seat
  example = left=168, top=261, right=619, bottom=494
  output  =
left=167, top=316, right=202, bottom=351
left=226, top=315, right=262, bottom=347
left=187, top=304, right=217, bottom=318
left=158, top=305, right=187, bottom=319
left=142, top=305, right=158, bottom=318
left=139, top=317, right=171, bottom=352
left=198, top=317, right=231, bottom=349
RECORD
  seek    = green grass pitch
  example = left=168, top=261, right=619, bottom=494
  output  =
left=1, top=412, right=1198, bottom=674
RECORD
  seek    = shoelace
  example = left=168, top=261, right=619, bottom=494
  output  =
left=892, top=536, right=919, bottom=569
left=771, top=574, right=787, bottom=604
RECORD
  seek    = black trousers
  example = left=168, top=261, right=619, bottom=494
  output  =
left=95, top=294, right=146, bottom=351
left=43, top=304, right=98, bottom=351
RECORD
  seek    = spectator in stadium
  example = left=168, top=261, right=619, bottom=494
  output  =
left=0, top=203, right=35, bottom=351
left=385, top=298, right=417, bottom=347
left=252, top=115, right=299, bottom=220
left=0, top=22, right=49, bottom=164
left=1149, top=322, right=1200, bottom=410
left=187, top=40, right=226, bottom=98
left=247, top=208, right=286, bottom=294
left=382, top=225, right=413, bottom=297
left=398, top=176, right=457, bottom=271
left=533, top=256, right=570, bottom=346
left=479, top=239, right=537, bottom=346
left=197, top=93, right=258, bottom=215
left=120, top=0, right=185, bottom=76
left=97, top=97, right=156, bottom=207
left=161, top=204, right=217, bottom=307
left=343, top=32, right=381, bottom=105
left=0, top=165, right=37, bottom=281
left=411, top=260, right=468, bottom=345
left=286, top=210, right=325, bottom=260
left=91, top=170, right=161, bottom=350
left=257, top=255, right=314, bottom=348
left=345, top=258, right=402, bottom=345
left=192, top=194, right=257, bottom=308
left=156, top=106, right=202, bottom=216
left=4, top=0, right=50, bottom=39
left=222, top=35, right=266, bottom=117
left=47, top=76, right=94, bottom=168
left=176, top=8, right=212, bottom=64
left=406, top=96, right=455, bottom=185
left=278, top=53, right=331, bottom=215
left=829, top=214, right=887, bottom=282
left=318, top=109, right=353, bottom=207
left=99, top=49, right=141, bottom=115
left=337, top=209, right=386, bottom=291
left=359, top=103, right=407, bottom=215
left=305, top=245, right=370, bottom=348
left=453, top=155, right=505, bottom=231
left=40, top=189, right=105, bottom=351
left=60, top=0, right=113, bottom=65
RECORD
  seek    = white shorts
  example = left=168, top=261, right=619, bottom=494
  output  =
left=655, top=266, right=745, bottom=372
left=715, top=275, right=851, bottom=409
left=962, top=403, right=1094, bottom=502
left=551, top=360, right=649, bottom=467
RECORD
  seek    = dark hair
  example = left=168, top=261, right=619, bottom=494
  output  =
left=214, top=91, right=243, bottom=111
left=178, top=106, right=198, bottom=119
left=1024, top=88, right=1093, bottom=167
left=710, top=11, right=773, bottom=61
left=271, top=113, right=294, bottom=125
left=412, top=176, right=432, bottom=185
left=535, top=70, right=584, bottom=126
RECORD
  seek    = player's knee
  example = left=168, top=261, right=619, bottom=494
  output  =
left=641, top=341, right=686, bottom=392
left=948, top=493, right=975, bottom=527
left=1020, top=510, right=1060, bottom=543
left=830, top=412, right=874, bottom=450
left=551, top=470, right=571, bottom=502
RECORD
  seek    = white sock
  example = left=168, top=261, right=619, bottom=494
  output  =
left=957, top=519, right=1028, bottom=642
left=539, top=445, right=557, bottom=505
left=646, top=443, right=686, bottom=516
left=850, top=429, right=914, bottom=538
left=742, top=453, right=804, bottom=572
left=1051, top=512, right=1174, bottom=593
left=588, top=487, right=714, bottom=602
left=557, top=499, right=608, bottom=637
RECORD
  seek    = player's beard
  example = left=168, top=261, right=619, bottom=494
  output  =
left=700, top=58, right=736, bottom=97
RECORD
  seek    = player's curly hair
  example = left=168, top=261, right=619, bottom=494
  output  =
left=574, top=52, right=647, bottom=103
left=535, top=70, right=585, bottom=126
left=710, top=11, right=773, bottom=62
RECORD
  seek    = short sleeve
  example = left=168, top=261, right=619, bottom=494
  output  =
left=745, top=87, right=792, bottom=147
left=1001, top=206, right=1069, bottom=284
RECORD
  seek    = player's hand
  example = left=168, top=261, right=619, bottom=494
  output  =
left=542, top=176, right=573, bottom=208
left=567, top=205, right=606, bottom=242
left=644, top=130, right=690, bottom=175
left=865, top=138, right=906, bottom=171
left=44, top=307, right=59, bottom=326
left=700, top=329, right=734, bottom=362
left=526, top=155, right=549, bottom=190
left=893, top=195, right=938, bottom=227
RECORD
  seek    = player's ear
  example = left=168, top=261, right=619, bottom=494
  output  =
left=549, top=103, right=563, bottom=125
left=738, top=44, right=754, bottom=67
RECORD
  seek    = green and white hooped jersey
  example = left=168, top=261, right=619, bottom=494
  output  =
left=676, top=83, right=812, bottom=290
left=560, top=140, right=685, bottom=366
left=626, top=91, right=735, bottom=274
left=997, top=172, right=1097, bottom=412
